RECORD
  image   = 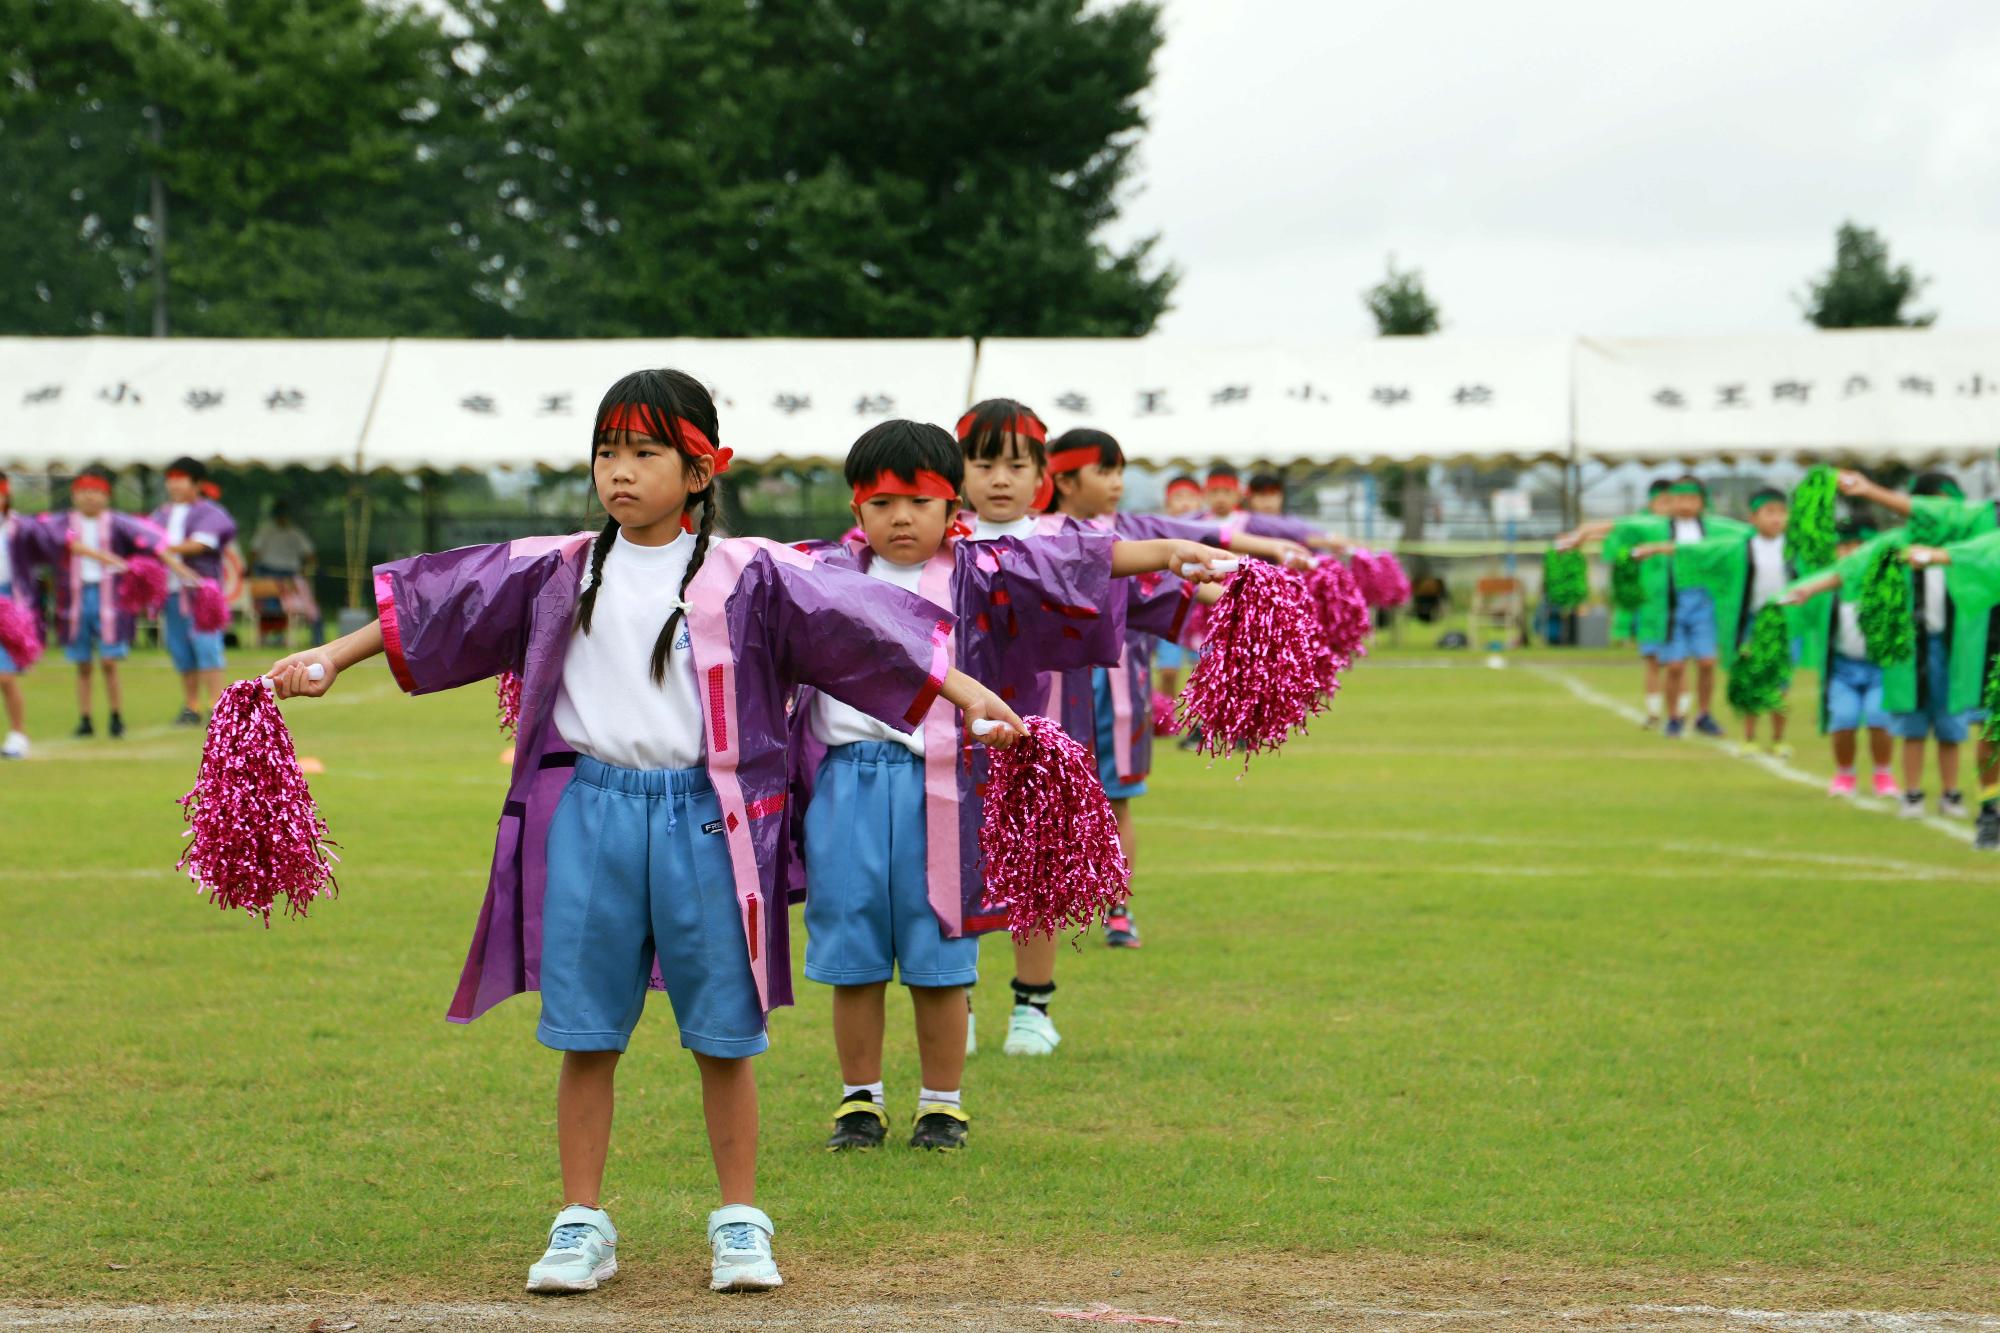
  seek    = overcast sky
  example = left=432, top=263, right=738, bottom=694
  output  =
left=1106, top=0, right=2000, bottom=339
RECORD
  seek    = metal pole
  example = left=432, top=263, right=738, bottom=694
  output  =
left=147, top=107, right=168, bottom=337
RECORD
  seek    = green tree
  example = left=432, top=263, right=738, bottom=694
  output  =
left=1799, top=222, right=1935, bottom=329
left=1361, top=257, right=1441, bottom=546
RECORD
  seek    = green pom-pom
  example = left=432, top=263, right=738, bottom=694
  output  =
left=1610, top=557, right=1645, bottom=611
left=1727, top=604, right=1793, bottom=716
left=1543, top=549, right=1589, bottom=609
left=1983, top=660, right=2000, bottom=747
left=1786, top=465, right=1838, bottom=571
left=1858, top=545, right=1916, bottom=666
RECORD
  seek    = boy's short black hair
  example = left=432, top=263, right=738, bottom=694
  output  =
left=957, top=398, right=1046, bottom=468
left=166, top=456, right=207, bottom=482
left=845, top=419, right=964, bottom=493
left=1647, top=477, right=1674, bottom=497
left=1050, top=427, right=1123, bottom=471
left=1248, top=472, right=1284, bottom=493
left=1911, top=471, right=1963, bottom=499
left=1206, top=463, right=1240, bottom=484
left=80, top=463, right=115, bottom=486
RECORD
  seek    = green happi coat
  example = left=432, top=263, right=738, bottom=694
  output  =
left=1779, top=570, right=1845, bottom=735
left=1835, top=529, right=1992, bottom=716
left=1666, top=522, right=1790, bottom=670
left=1602, top=513, right=1671, bottom=645
left=1905, top=495, right=2000, bottom=547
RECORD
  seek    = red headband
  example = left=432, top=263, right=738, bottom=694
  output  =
left=1247, top=480, right=1283, bottom=496
left=72, top=475, right=112, bottom=494
left=0, top=478, right=10, bottom=497
left=1166, top=479, right=1201, bottom=498
left=955, top=411, right=1047, bottom=444
left=165, top=469, right=193, bottom=482
left=1031, top=474, right=1056, bottom=511
left=1046, top=446, right=1103, bottom=476
left=199, top=481, right=222, bottom=500
left=1206, top=473, right=1241, bottom=493
left=596, top=404, right=734, bottom=476
left=853, top=469, right=958, bottom=506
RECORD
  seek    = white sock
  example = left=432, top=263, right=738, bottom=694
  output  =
left=1679, top=692, right=1694, bottom=715
left=843, top=1081, right=883, bottom=1104
left=1644, top=692, right=1664, bottom=717
left=1837, top=765, right=1855, bottom=777
left=918, top=1087, right=961, bottom=1110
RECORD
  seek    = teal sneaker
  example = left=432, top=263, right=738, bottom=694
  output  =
left=708, top=1205, right=782, bottom=1292
left=526, top=1204, right=617, bottom=1293
left=1002, top=1004, right=1061, bottom=1056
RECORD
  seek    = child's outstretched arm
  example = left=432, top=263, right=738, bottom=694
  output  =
left=939, top=668, right=1025, bottom=748
left=1553, top=518, right=1618, bottom=551
left=1111, top=538, right=1236, bottom=582
left=268, top=620, right=384, bottom=699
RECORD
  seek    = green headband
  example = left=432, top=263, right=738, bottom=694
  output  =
left=1750, top=489, right=1785, bottom=510
left=1666, top=482, right=1703, bottom=496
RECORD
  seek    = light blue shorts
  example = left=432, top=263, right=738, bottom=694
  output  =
left=804, top=742, right=978, bottom=988
left=1638, top=640, right=1665, bottom=659
left=1660, top=587, right=1717, bottom=664
left=63, top=585, right=130, bottom=665
left=164, top=595, right=226, bottom=673
left=1890, top=637, right=1985, bottom=744
left=1093, top=668, right=1147, bottom=800
left=0, top=582, right=17, bottom=674
left=1826, top=655, right=1891, bottom=733
left=1154, top=641, right=1190, bottom=671
left=538, top=757, right=768, bottom=1057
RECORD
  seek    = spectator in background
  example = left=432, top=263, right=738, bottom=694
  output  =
left=251, top=500, right=322, bottom=644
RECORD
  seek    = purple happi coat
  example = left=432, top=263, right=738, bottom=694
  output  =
left=38, top=510, right=165, bottom=648
left=372, top=532, right=955, bottom=1023
left=151, top=498, right=238, bottom=612
left=792, top=530, right=1119, bottom=938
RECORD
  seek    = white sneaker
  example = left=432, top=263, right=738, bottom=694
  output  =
left=1, top=731, right=26, bottom=760
left=1002, top=1004, right=1061, bottom=1056
left=1899, top=793, right=1927, bottom=821
left=708, top=1204, right=782, bottom=1292
left=526, top=1205, right=617, bottom=1293
left=1940, top=792, right=1971, bottom=820
left=965, top=1009, right=977, bottom=1056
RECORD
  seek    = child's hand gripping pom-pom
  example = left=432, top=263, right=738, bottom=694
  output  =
left=496, top=670, right=523, bottom=737
left=1858, top=544, right=1916, bottom=667
left=1305, top=556, right=1371, bottom=673
left=1727, top=604, right=1794, bottom=716
left=1350, top=549, right=1412, bottom=608
left=116, top=555, right=170, bottom=617
left=977, top=715, right=1131, bottom=941
left=178, top=667, right=339, bottom=925
left=0, top=597, right=44, bottom=671
left=1786, top=465, right=1839, bottom=572
left=191, top=578, right=231, bottom=632
left=1542, top=549, right=1589, bottom=610
left=1176, top=560, right=1330, bottom=762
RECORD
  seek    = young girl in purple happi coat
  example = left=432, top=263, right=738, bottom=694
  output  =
left=269, top=369, right=1023, bottom=1297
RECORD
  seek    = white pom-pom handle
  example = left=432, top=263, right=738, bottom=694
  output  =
left=261, top=662, right=326, bottom=691
left=1181, top=558, right=1241, bottom=577
left=970, top=718, right=1001, bottom=737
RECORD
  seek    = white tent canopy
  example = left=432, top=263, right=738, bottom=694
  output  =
left=3, top=331, right=1997, bottom=472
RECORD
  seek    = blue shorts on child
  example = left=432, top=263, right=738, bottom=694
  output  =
left=1093, top=667, right=1147, bottom=799
left=1825, top=654, right=1891, bottom=733
left=1153, top=640, right=1190, bottom=671
left=1890, top=635, right=1986, bottom=744
left=163, top=594, right=226, bottom=673
left=0, top=582, right=17, bottom=674
left=63, top=585, right=130, bottom=665
left=804, top=741, right=978, bottom=988
left=537, top=756, right=768, bottom=1058
left=1659, top=586, right=1717, bottom=664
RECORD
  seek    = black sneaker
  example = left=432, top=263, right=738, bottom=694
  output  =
left=1976, top=809, right=2000, bottom=852
left=174, top=707, right=203, bottom=728
left=109, top=713, right=126, bottom=740
left=1104, top=908, right=1141, bottom=949
left=73, top=716, right=94, bottom=738
left=825, top=1097, right=887, bottom=1151
left=908, top=1106, right=968, bottom=1151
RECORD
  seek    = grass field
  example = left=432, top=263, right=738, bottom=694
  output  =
left=2, top=644, right=1996, bottom=1327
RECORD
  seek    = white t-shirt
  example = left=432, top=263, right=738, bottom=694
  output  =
left=1922, top=567, right=1948, bottom=635
left=968, top=514, right=1040, bottom=542
left=810, top=556, right=933, bottom=755
left=553, top=530, right=706, bottom=771
left=75, top=514, right=106, bottom=585
left=1672, top=518, right=1705, bottom=545
left=164, top=503, right=219, bottom=590
left=1748, top=534, right=1788, bottom=612
left=0, top=516, right=12, bottom=591
left=1835, top=601, right=1869, bottom=661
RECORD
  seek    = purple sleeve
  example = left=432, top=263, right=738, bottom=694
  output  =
left=1237, top=511, right=1323, bottom=543
left=198, top=502, right=239, bottom=549
left=1114, top=513, right=1222, bottom=544
left=1125, top=569, right=1198, bottom=644
left=12, top=515, right=64, bottom=571
left=373, top=541, right=560, bottom=695
left=764, top=554, right=956, bottom=732
left=987, top=532, right=1121, bottom=671
left=111, top=512, right=166, bottom=557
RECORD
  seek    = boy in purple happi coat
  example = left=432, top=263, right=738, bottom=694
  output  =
left=152, top=457, right=238, bottom=724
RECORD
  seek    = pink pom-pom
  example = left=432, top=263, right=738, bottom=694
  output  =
left=1150, top=689, right=1180, bottom=736
left=978, top=715, right=1132, bottom=940
left=1305, top=557, right=1371, bottom=675
left=0, top=597, right=44, bottom=671
left=496, top=670, right=523, bottom=737
left=1176, top=560, right=1330, bottom=762
left=178, top=679, right=339, bottom=925
left=117, top=555, right=170, bottom=617
left=1351, top=549, right=1412, bottom=608
left=191, top=579, right=231, bottom=632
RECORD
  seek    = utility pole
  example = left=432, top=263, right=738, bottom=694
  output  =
left=146, top=105, right=168, bottom=336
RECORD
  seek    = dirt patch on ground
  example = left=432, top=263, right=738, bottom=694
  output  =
left=6, top=1253, right=1999, bottom=1332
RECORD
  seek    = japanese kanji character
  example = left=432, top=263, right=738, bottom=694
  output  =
left=265, top=388, right=306, bottom=412
left=854, top=393, right=895, bottom=416
left=97, top=381, right=141, bottom=406
left=1654, top=387, right=1687, bottom=409
left=772, top=392, right=812, bottom=415
left=1715, top=383, right=1749, bottom=408
left=1899, top=376, right=1935, bottom=397
left=538, top=392, right=573, bottom=416
left=1210, top=385, right=1250, bottom=406
left=1136, top=389, right=1170, bottom=415
left=460, top=394, right=497, bottom=415
left=1055, top=391, right=1090, bottom=414
left=1452, top=384, right=1494, bottom=406
left=1958, top=374, right=1991, bottom=399
left=21, top=385, right=60, bottom=406
left=1772, top=379, right=1812, bottom=403
left=184, top=388, right=224, bottom=412
left=1842, top=375, right=1872, bottom=398
left=1371, top=385, right=1411, bottom=407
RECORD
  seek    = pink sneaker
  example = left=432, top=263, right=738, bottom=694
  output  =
left=1871, top=770, right=1901, bottom=798
left=1827, top=773, right=1857, bottom=797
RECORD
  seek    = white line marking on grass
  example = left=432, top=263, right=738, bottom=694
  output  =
left=1633, top=1306, right=2000, bottom=1330
left=1526, top=667, right=1975, bottom=848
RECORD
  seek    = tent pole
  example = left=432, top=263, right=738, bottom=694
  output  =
left=344, top=341, right=395, bottom=611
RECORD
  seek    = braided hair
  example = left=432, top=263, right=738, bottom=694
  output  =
left=576, top=368, right=723, bottom=684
